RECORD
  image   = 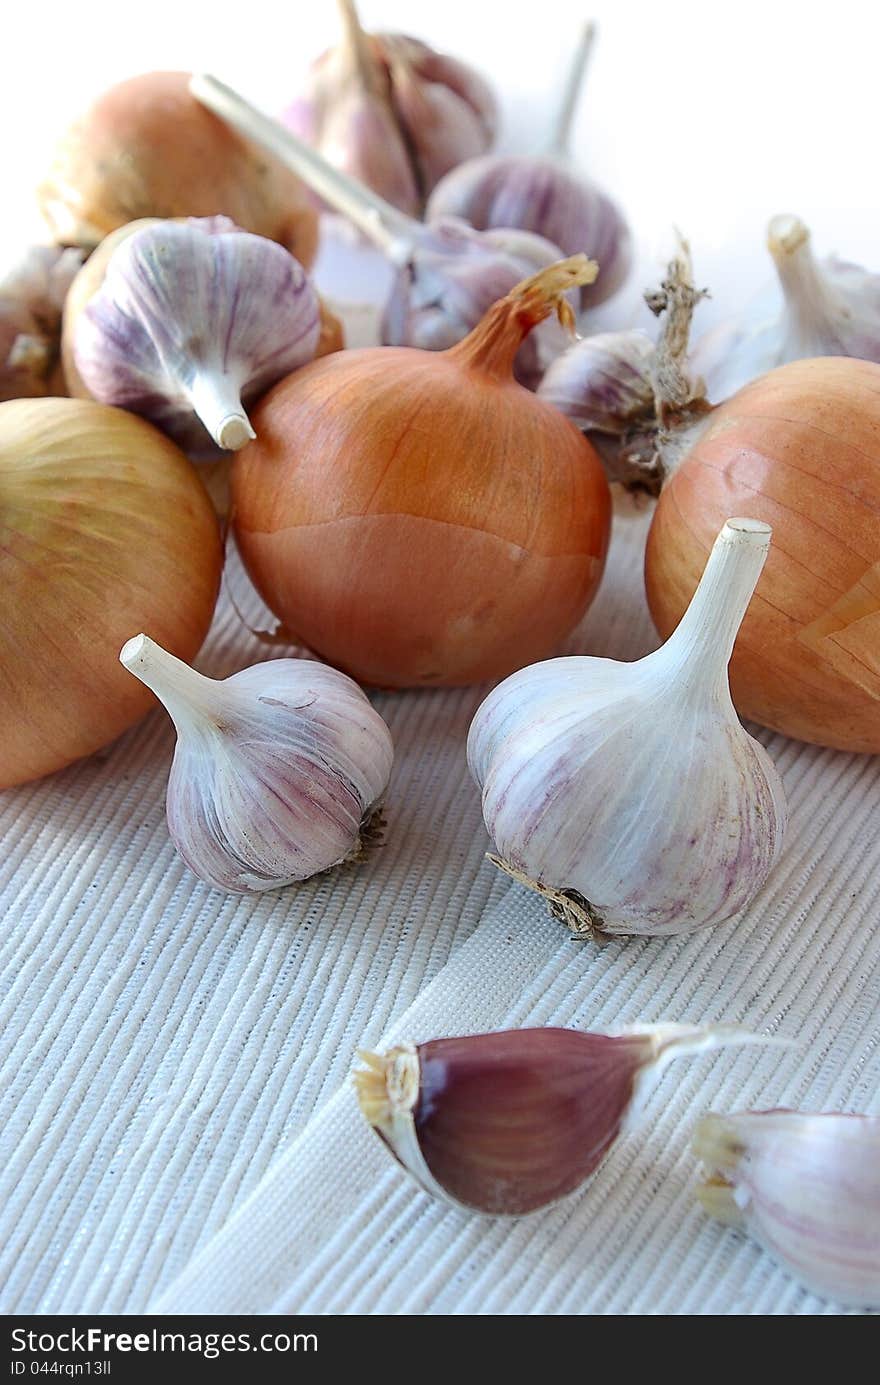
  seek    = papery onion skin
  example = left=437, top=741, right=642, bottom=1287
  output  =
left=232, top=328, right=610, bottom=688
left=645, top=357, right=880, bottom=753
left=0, top=398, right=222, bottom=787
left=39, top=72, right=318, bottom=266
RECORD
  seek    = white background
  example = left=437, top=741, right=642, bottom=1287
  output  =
left=4, top=0, right=878, bottom=330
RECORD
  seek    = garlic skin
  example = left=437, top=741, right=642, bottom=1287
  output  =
left=694, top=1111, right=880, bottom=1309
left=468, top=519, right=787, bottom=937
left=284, top=2, right=496, bottom=214
left=692, top=214, right=880, bottom=401
left=191, top=76, right=572, bottom=388
left=1, top=244, right=84, bottom=401
left=357, top=1024, right=774, bottom=1216
left=73, top=217, right=321, bottom=452
left=119, top=635, right=393, bottom=894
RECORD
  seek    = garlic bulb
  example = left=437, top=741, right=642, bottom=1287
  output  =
left=284, top=0, right=496, bottom=214
left=357, top=1024, right=774, bottom=1216
left=192, top=75, right=574, bottom=386
left=426, top=24, right=631, bottom=307
left=1, top=244, right=84, bottom=401
left=692, top=214, right=880, bottom=401
left=71, top=217, right=323, bottom=453
left=119, top=635, right=393, bottom=893
left=468, top=518, right=787, bottom=937
left=694, top=1111, right=880, bottom=1308
left=537, top=328, right=656, bottom=475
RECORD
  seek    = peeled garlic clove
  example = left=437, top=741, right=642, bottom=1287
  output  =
left=468, top=518, right=787, bottom=937
left=692, top=214, right=880, bottom=401
left=119, top=635, right=393, bottom=893
left=284, top=3, right=495, bottom=213
left=694, top=1111, right=880, bottom=1308
left=1, top=244, right=84, bottom=401
left=357, top=1024, right=772, bottom=1215
left=72, top=217, right=322, bottom=453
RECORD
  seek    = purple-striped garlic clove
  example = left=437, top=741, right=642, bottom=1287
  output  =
left=72, top=217, right=322, bottom=453
left=119, top=634, right=393, bottom=894
left=356, top=1024, right=775, bottom=1216
left=694, top=1110, right=880, bottom=1308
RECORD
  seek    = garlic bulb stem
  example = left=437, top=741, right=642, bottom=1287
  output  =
left=186, top=370, right=256, bottom=451
left=768, top=214, right=838, bottom=355
left=658, top=519, right=771, bottom=700
left=336, top=0, right=381, bottom=96
left=547, top=20, right=596, bottom=157
left=190, top=74, right=416, bottom=261
left=119, top=633, right=222, bottom=727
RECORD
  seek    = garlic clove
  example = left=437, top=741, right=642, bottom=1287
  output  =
left=692, top=214, right=880, bottom=401
left=71, top=217, right=322, bottom=453
left=693, top=1111, right=880, bottom=1308
left=119, top=634, right=393, bottom=894
left=1, top=244, right=85, bottom=401
left=356, top=1024, right=774, bottom=1216
left=468, top=518, right=787, bottom=937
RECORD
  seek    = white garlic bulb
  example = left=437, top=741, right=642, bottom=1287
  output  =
left=73, top=216, right=322, bottom=452
left=119, top=635, right=393, bottom=893
left=692, top=214, right=880, bottom=401
left=467, top=518, right=787, bottom=937
left=694, top=1110, right=880, bottom=1308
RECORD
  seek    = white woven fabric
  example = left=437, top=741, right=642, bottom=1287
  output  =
left=2, top=508, right=879, bottom=1316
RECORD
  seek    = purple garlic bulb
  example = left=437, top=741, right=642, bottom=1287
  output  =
left=426, top=24, right=631, bottom=306
left=192, top=76, right=579, bottom=388
left=1, top=244, right=84, bottom=401
left=284, top=1, right=496, bottom=214
left=119, top=634, right=394, bottom=894
left=72, top=216, right=321, bottom=452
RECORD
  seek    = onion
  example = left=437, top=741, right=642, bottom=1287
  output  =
left=645, top=357, right=880, bottom=753
left=0, top=398, right=222, bottom=787
left=232, top=257, right=611, bottom=687
left=38, top=72, right=318, bottom=265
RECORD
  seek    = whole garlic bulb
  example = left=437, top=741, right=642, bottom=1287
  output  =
left=192, top=76, right=574, bottom=387
left=284, top=0, right=496, bottom=214
left=694, top=1110, right=880, bottom=1309
left=537, top=328, right=657, bottom=475
left=468, top=518, right=787, bottom=937
left=119, top=635, right=394, bottom=893
left=692, top=214, right=880, bottom=401
left=426, top=25, right=631, bottom=306
left=72, top=217, right=322, bottom=453
left=1, top=244, right=84, bottom=401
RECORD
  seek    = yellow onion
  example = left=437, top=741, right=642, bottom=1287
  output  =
left=38, top=72, right=318, bottom=265
left=0, top=398, right=222, bottom=787
left=645, top=357, right=880, bottom=753
left=232, top=256, right=611, bottom=688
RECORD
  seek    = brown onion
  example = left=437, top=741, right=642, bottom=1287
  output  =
left=645, top=357, right=880, bottom=753
left=0, top=398, right=222, bottom=787
left=38, top=72, right=318, bottom=265
left=233, top=256, right=611, bottom=687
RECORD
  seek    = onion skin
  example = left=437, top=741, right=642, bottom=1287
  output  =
left=39, top=72, right=318, bottom=266
left=232, top=326, right=610, bottom=687
left=0, top=398, right=222, bottom=788
left=645, top=357, right=880, bottom=753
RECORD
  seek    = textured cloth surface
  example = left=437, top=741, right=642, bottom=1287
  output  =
left=2, top=509, right=879, bottom=1316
